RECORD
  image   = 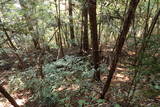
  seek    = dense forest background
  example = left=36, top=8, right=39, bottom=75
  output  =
left=0, top=0, right=160, bottom=106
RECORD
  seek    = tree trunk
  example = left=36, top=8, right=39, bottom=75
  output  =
left=19, top=1, right=40, bottom=50
left=101, top=0, right=140, bottom=99
left=82, top=0, right=89, bottom=53
left=69, top=0, right=75, bottom=46
left=0, top=19, right=25, bottom=69
left=80, top=11, right=84, bottom=53
left=56, top=0, right=64, bottom=59
left=0, top=19, right=17, bottom=51
left=140, top=9, right=160, bottom=53
left=88, top=0, right=100, bottom=81
left=32, top=38, right=41, bottom=50
left=157, top=0, right=160, bottom=34
left=126, top=8, right=160, bottom=105
left=0, top=85, right=19, bottom=107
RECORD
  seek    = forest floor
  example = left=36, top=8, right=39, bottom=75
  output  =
left=0, top=46, right=160, bottom=107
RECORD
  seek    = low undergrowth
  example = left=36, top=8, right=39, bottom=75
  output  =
left=8, top=55, right=109, bottom=106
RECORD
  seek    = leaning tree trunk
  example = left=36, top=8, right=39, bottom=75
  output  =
left=0, top=85, right=19, bottom=107
left=0, top=19, right=25, bottom=69
left=88, top=0, right=100, bottom=81
left=126, top=8, right=160, bottom=106
left=0, top=19, right=17, bottom=51
left=100, top=0, right=140, bottom=99
left=139, top=9, right=160, bottom=53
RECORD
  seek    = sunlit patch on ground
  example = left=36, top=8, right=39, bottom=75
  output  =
left=116, top=67, right=126, bottom=71
left=66, top=84, right=80, bottom=91
left=0, top=97, right=27, bottom=107
left=101, top=66, right=130, bottom=83
left=114, top=73, right=130, bottom=82
left=128, top=51, right=136, bottom=56
left=0, top=102, right=5, bottom=107
left=15, top=98, right=26, bottom=106
left=155, top=95, right=160, bottom=101
left=56, top=84, right=80, bottom=91
left=0, top=92, right=28, bottom=107
left=57, top=85, right=67, bottom=91
left=0, top=97, right=28, bottom=107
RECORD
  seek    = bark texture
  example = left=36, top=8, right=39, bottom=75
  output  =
left=88, top=0, right=100, bottom=81
left=101, top=0, right=140, bottom=99
left=82, top=0, right=89, bottom=52
left=69, top=0, right=75, bottom=46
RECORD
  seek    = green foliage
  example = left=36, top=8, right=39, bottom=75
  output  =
left=0, top=59, right=8, bottom=66
left=96, top=99, right=105, bottom=103
left=78, top=99, right=86, bottom=106
left=8, top=55, right=106, bottom=106
left=1, top=0, right=159, bottom=106
left=8, top=67, right=57, bottom=105
left=141, top=35, right=160, bottom=91
left=114, top=104, right=121, bottom=107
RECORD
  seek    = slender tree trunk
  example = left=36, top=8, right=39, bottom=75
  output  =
left=0, top=19, right=25, bottom=69
left=69, top=0, right=75, bottom=46
left=126, top=8, right=160, bottom=106
left=0, top=85, right=19, bottom=107
left=80, top=10, right=84, bottom=53
left=56, top=0, right=64, bottom=59
left=0, top=19, right=17, bottom=50
left=88, top=0, right=100, bottom=81
left=140, top=9, right=160, bottom=53
left=98, top=2, right=103, bottom=48
left=32, top=38, right=41, bottom=50
left=126, top=0, right=151, bottom=103
left=61, top=27, right=67, bottom=48
left=82, top=0, right=89, bottom=53
left=157, top=0, right=160, bottom=34
left=48, top=28, right=58, bottom=43
left=100, top=0, right=140, bottom=99
left=36, top=51, right=45, bottom=79
left=19, top=1, right=40, bottom=50
left=64, top=25, right=70, bottom=48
